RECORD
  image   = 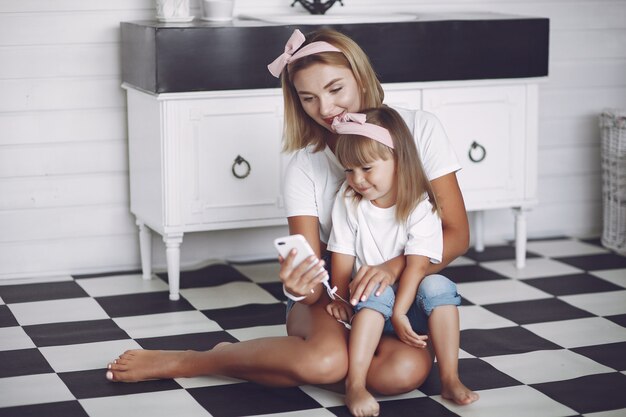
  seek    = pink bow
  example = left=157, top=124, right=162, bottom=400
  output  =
left=267, top=29, right=306, bottom=78
left=332, top=113, right=395, bottom=149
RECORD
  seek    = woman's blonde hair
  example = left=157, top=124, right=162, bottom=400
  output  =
left=335, top=106, right=439, bottom=223
left=280, top=29, right=384, bottom=153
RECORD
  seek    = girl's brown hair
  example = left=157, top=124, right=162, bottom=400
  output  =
left=335, top=106, right=439, bottom=223
left=280, top=29, right=384, bottom=153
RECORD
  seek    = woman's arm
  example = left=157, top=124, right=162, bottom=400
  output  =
left=427, top=172, right=469, bottom=274
left=278, top=215, right=327, bottom=305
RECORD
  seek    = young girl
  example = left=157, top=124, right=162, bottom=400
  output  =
left=106, top=28, right=475, bottom=408
left=326, top=107, right=474, bottom=417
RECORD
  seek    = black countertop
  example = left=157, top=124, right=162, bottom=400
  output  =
left=121, top=13, right=549, bottom=93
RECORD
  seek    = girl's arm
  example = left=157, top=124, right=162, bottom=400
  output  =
left=279, top=215, right=328, bottom=305
left=391, top=255, right=431, bottom=348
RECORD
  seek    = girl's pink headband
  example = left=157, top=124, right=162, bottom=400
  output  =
left=267, top=29, right=342, bottom=78
left=332, top=113, right=395, bottom=149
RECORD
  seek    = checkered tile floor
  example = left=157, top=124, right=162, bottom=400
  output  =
left=1, top=237, right=626, bottom=417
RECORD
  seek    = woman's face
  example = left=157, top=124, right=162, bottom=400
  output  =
left=292, top=63, right=362, bottom=132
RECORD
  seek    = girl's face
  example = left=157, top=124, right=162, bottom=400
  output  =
left=292, top=63, right=362, bottom=132
left=345, top=157, right=397, bottom=208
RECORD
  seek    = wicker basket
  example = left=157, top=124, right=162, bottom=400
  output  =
left=600, top=108, right=626, bottom=254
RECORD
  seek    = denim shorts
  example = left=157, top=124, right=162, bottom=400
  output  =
left=354, top=274, right=461, bottom=335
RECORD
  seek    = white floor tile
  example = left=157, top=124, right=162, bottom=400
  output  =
left=0, top=326, right=35, bottom=351
left=175, top=375, right=243, bottom=389
left=80, top=390, right=212, bottom=417
left=458, top=305, right=518, bottom=330
left=234, top=262, right=281, bottom=284
left=526, top=239, right=609, bottom=257
left=524, top=317, right=626, bottom=349
left=227, top=324, right=288, bottom=342
left=39, top=339, right=142, bottom=373
left=77, top=274, right=169, bottom=297
left=298, top=385, right=346, bottom=408
left=560, top=290, right=626, bottom=317
left=0, top=374, right=75, bottom=408
left=482, top=349, right=614, bottom=384
left=433, top=385, right=576, bottom=417
left=481, top=258, right=583, bottom=280
left=591, top=269, right=626, bottom=288
left=584, top=409, right=626, bottom=417
left=9, top=297, right=109, bottom=326
left=181, top=281, right=280, bottom=310
left=457, top=280, right=551, bottom=305
left=113, top=310, right=222, bottom=339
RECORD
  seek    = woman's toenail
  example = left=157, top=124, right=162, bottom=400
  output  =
left=106, top=371, right=113, bottom=381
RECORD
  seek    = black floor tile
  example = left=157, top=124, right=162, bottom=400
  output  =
left=137, top=330, right=238, bottom=351
left=0, top=349, right=53, bottom=378
left=23, top=319, right=129, bottom=347
left=483, top=298, right=594, bottom=325
left=0, top=400, right=89, bottom=417
left=572, top=342, right=626, bottom=371
left=607, top=313, right=626, bottom=328
left=330, top=396, right=460, bottom=417
left=0, top=305, right=18, bottom=327
left=188, top=383, right=322, bottom=417
left=523, top=273, right=624, bottom=296
left=202, top=303, right=286, bottom=330
left=258, top=282, right=287, bottom=302
left=157, top=263, right=252, bottom=288
left=460, top=326, right=562, bottom=357
left=0, top=281, right=88, bottom=303
left=555, top=253, right=626, bottom=271
left=95, top=292, right=194, bottom=318
left=440, top=265, right=509, bottom=284
left=463, top=245, right=541, bottom=262
left=531, top=372, right=626, bottom=414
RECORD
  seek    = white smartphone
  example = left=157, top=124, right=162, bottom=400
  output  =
left=273, top=234, right=316, bottom=269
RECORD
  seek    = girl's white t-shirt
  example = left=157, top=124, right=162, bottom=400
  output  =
left=327, top=184, right=443, bottom=272
left=283, top=107, right=461, bottom=244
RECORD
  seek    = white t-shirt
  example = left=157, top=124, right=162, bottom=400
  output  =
left=327, top=184, right=443, bottom=272
left=283, top=107, right=461, bottom=244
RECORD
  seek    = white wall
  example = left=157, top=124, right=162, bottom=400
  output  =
left=1, top=0, right=625, bottom=279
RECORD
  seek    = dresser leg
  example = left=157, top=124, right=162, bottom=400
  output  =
left=136, top=220, right=153, bottom=280
left=164, top=233, right=184, bottom=301
left=513, top=208, right=528, bottom=269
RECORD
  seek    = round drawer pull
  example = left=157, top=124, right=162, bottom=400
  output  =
left=232, top=155, right=251, bottom=179
left=468, top=141, right=487, bottom=163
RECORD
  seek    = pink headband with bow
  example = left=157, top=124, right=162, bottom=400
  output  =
left=267, top=29, right=342, bottom=78
left=332, top=113, right=395, bottom=149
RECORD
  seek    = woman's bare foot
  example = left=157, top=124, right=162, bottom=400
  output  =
left=441, top=378, right=479, bottom=405
left=105, top=343, right=231, bottom=383
left=345, top=384, right=380, bottom=417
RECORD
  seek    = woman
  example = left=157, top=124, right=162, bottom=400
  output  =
left=106, top=27, right=473, bottom=407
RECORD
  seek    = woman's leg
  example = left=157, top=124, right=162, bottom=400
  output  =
left=106, top=297, right=349, bottom=386
left=419, top=274, right=479, bottom=405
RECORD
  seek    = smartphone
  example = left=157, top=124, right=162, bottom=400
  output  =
left=273, top=234, right=316, bottom=269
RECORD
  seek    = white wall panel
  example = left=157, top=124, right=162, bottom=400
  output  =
left=0, top=0, right=624, bottom=279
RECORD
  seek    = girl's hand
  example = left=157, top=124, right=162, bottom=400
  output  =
left=278, top=250, right=327, bottom=299
left=349, top=264, right=395, bottom=306
left=325, top=300, right=353, bottom=323
left=391, top=314, right=428, bottom=348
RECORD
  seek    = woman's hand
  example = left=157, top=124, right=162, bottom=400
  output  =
left=278, top=250, right=327, bottom=301
left=348, top=264, right=396, bottom=306
left=391, top=314, right=428, bottom=348
left=326, top=299, right=353, bottom=323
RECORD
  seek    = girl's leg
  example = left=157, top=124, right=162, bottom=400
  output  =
left=420, top=275, right=479, bottom=405
left=345, top=309, right=385, bottom=417
left=106, top=298, right=349, bottom=386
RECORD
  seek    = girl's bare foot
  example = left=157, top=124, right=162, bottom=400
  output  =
left=345, top=384, right=380, bottom=417
left=441, top=378, right=479, bottom=405
left=105, top=343, right=231, bottom=382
